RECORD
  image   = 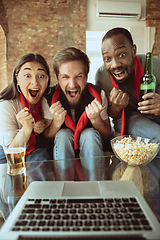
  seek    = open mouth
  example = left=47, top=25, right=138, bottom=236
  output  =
left=68, top=89, right=78, bottom=98
left=29, top=89, right=39, bottom=98
left=113, top=70, right=125, bottom=80
left=66, top=86, right=81, bottom=100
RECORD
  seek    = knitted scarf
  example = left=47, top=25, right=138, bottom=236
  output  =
left=110, top=56, right=144, bottom=135
left=19, top=93, right=42, bottom=155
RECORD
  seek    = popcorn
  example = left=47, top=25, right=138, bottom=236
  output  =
left=113, top=136, right=158, bottom=166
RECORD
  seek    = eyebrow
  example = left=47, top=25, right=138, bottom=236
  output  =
left=60, top=71, right=84, bottom=76
left=23, top=67, right=46, bottom=72
left=102, top=45, right=126, bottom=55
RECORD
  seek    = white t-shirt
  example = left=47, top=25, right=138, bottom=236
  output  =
left=0, top=97, right=53, bottom=145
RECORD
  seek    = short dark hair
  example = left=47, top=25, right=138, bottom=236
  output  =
left=0, top=53, right=51, bottom=100
left=52, top=47, right=90, bottom=79
left=102, top=27, right=134, bottom=45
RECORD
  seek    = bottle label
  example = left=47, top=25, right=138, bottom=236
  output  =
left=140, top=82, right=156, bottom=90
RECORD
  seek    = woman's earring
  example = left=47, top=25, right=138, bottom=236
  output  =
left=17, top=84, right=21, bottom=93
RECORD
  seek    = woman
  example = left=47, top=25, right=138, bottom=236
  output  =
left=0, top=53, right=55, bottom=220
left=0, top=53, right=53, bottom=178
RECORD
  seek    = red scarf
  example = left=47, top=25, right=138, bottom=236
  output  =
left=52, top=83, right=102, bottom=181
left=110, top=56, right=144, bottom=135
left=19, top=93, right=42, bottom=155
left=52, top=83, right=102, bottom=149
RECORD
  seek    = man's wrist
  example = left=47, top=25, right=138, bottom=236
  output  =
left=108, top=105, right=122, bottom=119
left=52, top=119, right=63, bottom=129
left=109, top=105, right=122, bottom=113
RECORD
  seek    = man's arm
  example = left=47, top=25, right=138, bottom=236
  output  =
left=108, top=87, right=129, bottom=119
left=85, top=98, right=111, bottom=139
left=90, top=115, right=111, bottom=140
left=108, top=105, right=122, bottom=119
left=43, top=101, right=67, bottom=139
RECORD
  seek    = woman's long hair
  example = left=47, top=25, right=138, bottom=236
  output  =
left=0, top=53, right=51, bottom=100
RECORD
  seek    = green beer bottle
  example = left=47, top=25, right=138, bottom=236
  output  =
left=140, top=52, right=156, bottom=101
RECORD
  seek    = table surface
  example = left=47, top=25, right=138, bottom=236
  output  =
left=0, top=154, right=159, bottom=221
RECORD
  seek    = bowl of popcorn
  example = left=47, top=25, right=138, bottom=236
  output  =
left=110, top=135, right=160, bottom=166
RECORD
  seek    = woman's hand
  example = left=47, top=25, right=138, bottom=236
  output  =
left=16, top=107, right=35, bottom=133
left=34, top=119, right=46, bottom=134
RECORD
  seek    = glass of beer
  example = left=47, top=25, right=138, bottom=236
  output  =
left=3, top=129, right=26, bottom=175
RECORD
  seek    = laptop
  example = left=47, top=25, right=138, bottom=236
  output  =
left=0, top=180, right=160, bottom=240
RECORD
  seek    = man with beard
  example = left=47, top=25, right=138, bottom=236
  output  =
left=44, top=47, right=111, bottom=181
left=95, top=27, right=160, bottom=221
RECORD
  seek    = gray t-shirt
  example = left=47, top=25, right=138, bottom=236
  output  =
left=95, top=54, right=160, bottom=113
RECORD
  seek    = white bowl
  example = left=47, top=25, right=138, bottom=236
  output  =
left=110, top=135, right=160, bottom=166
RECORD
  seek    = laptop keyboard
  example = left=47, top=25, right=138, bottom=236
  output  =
left=12, top=197, right=152, bottom=232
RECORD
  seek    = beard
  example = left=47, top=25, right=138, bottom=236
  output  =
left=68, top=100, right=79, bottom=109
left=66, top=85, right=88, bottom=109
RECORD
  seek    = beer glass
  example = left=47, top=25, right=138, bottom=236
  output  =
left=3, top=129, right=26, bottom=175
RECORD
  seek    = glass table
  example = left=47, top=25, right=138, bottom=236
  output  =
left=0, top=155, right=159, bottom=223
